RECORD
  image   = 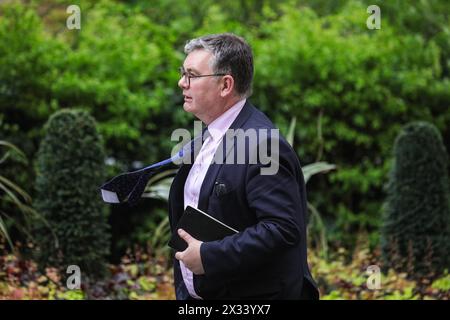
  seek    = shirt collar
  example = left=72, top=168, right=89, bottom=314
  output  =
left=207, top=99, right=246, bottom=142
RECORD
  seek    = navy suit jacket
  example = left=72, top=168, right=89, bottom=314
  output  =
left=168, top=101, right=319, bottom=300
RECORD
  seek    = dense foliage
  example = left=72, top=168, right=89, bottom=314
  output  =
left=0, top=0, right=449, bottom=276
left=381, top=122, right=450, bottom=278
left=34, top=109, right=110, bottom=279
left=1, top=240, right=449, bottom=300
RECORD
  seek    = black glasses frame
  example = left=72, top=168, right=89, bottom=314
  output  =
left=179, top=67, right=227, bottom=87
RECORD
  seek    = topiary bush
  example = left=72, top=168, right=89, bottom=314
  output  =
left=381, top=121, right=450, bottom=278
left=2, top=0, right=449, bottom=254
left=34, top=109, right=110, bottom=280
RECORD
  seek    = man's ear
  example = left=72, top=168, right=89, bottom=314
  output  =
left=220, top=75, right=235, bottom=97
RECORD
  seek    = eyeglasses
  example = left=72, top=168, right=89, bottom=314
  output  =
left=179, top=67, right=227, bottom=87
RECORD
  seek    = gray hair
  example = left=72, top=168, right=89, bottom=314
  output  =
left=184, top=33, right=253, bottom=98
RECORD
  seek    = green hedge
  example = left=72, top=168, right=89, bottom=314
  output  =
left=34, top=109, right=110, bottom=279
left=381, top=122, right=450, bottom=278
left=1, top=0, right=449, bottom=252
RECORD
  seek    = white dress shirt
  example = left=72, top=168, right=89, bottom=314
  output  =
left=181, top=99, right=246, bottom=299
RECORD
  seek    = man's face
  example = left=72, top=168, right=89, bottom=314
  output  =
left=178, top=49, right=222, bottom=124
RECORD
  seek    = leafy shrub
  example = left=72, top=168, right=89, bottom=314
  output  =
left=0, top=244, right=175, bottom=300
left=251, top=2, right=450, bottom=248
left=1, top=0, right=449, bottom=254
left=381, top=122, right=450, bottom=278
left=3, top=239, right=448, bottom=300
left=309, top=237, right=450, bottom=300
left=0, top=140, right=41, bottom=249
left=33, top=109, right=110, bottom=279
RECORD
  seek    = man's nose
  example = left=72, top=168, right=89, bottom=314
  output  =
left=178, top=76, right=188, bottom=89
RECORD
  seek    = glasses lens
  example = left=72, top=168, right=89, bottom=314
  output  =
left=179, top=67, right=189, bottom=86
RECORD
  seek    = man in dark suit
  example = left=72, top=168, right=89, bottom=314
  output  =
left=169, top=33, right=319, bottom=300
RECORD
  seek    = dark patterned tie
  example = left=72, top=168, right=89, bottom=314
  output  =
left=100, top=131, right=207, bottom=206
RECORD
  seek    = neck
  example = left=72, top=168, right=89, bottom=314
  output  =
left=204, top=96, right=243, bottom=125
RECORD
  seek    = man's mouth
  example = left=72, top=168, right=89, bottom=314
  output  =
left=184, top=95, right=192, bottom=102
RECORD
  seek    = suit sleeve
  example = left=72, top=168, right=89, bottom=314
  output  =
left=200, top=139, right=306, bottom=278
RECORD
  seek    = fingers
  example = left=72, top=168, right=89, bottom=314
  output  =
left=175, top=251, right=183, bottom=261
left=174, top=229, right=196, bottom=262
left=175, top=229, right=190, bottom=261
left=178, top=228, right=193, bottom=244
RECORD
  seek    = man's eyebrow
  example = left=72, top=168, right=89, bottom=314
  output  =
left=184, top=67, right=200, bottom=74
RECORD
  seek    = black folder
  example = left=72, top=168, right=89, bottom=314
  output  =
left=168, top=205, right=239, bottom=251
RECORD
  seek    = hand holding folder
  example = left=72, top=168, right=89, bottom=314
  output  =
left=168, top=206, right=239, bottom=251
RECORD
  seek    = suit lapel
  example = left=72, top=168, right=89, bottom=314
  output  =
left=197, top=101, right=255, bottom=211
